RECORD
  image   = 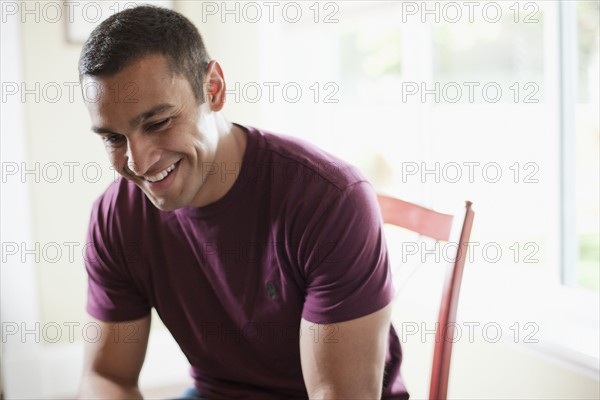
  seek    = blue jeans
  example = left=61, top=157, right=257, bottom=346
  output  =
left=175, top=387, right=206, bottom=400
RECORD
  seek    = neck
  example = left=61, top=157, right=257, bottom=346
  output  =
left=191, top=116, right=247, bottom=207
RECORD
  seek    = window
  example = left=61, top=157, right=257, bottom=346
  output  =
left=264, top=1, right=559, bottom=280
left=574, top=1, right=599, bottom=291
left=259, top=1, right=598, bottom=294
left=252, top=0, right=598, bottom=374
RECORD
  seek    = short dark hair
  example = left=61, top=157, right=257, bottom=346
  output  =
left=78, top=5, right=210, bottom=103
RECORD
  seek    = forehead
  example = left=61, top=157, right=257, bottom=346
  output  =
left=83, top=54, right=178, bottom=101
left=82, top=54, right=192, bottom=124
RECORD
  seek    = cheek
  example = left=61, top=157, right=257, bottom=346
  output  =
left=105, top=146, right=127, bottom=170
left=167, top=126, right=206, bottom=152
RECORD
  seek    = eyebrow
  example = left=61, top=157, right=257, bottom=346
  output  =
left=91, top=103, right=175, bottom=134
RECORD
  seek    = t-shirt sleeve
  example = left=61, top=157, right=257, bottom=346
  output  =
left=299, top=181, right=394, bottom=324
left=84, top=198, right=151, bottom=322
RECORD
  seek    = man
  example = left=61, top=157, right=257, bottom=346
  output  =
left=78, top=5, right=408, bottom=399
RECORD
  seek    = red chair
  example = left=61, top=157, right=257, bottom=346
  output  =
left=377, top=194, right=475, bottom=400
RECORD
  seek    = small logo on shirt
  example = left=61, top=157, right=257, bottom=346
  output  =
left=266, top=281, right=277, bottom=300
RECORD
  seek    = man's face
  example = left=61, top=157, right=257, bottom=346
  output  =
left=83, top=54, right=219, bottom=211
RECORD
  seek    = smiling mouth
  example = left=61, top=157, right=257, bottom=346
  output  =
left=144, top=160, right=180, bottom=183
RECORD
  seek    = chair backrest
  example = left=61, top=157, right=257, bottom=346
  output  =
left=377, top=194, right=475, bottom=400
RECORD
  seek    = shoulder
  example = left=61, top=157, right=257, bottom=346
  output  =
left=244, top=124, right=367, bottom=192
left=241, top=125, right=381, bottom=242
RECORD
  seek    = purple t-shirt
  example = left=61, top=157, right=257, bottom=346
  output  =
left=85, top=124, right=409, bottom=399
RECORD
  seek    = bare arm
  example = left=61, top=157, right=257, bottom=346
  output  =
left=78, top=315, right=150, bottom=399
left=299, top=303, right=392, bottom=399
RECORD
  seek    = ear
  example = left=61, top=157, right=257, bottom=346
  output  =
left=203, top=60, right=226, bottom=111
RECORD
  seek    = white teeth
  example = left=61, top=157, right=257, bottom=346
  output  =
left=145, top=161, right=177, bottom=183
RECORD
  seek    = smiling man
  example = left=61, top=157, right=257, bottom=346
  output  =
left=77, top=5, right=408, bottom=400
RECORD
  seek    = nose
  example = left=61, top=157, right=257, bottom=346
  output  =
left=125, top=136, right=160, bottom=177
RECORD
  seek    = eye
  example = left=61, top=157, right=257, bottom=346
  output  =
left=147, top=118, right=172, bottom=131
left=102, top=134, right=125, bottom=145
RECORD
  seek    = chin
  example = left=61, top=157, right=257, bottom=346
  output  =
left=153, top=203, right=179, bottom=212
left=148, top=197, right=181, bottom=212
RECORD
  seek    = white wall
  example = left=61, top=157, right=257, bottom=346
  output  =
left=1, top=4, right=43, bottom=397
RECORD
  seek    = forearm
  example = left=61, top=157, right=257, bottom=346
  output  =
left=78, top=372, right=143, bottom=399
left=307, top=374, right=382, bottom=400
left=309, top=387, right=381, bottom=400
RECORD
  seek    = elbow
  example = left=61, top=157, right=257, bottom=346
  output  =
left=78, top=371, right=142, bottom=399
left=308, top=385, right=382, bottom=400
